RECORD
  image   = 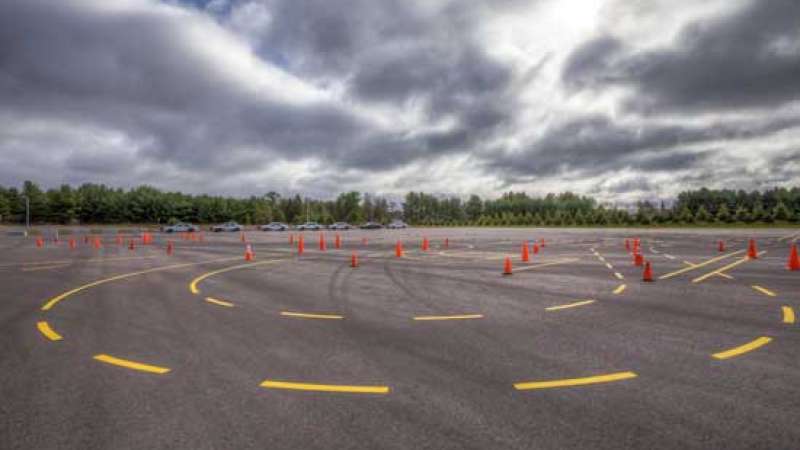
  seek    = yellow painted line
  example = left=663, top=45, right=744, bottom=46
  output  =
left=514, top=371, right=637, bottom=390
left=613, top=284, right=626, bottom=295
left=605, top=263, right=613, bottom=270
left=413, top=314, right=484, bottom=321
left=614, top=272, right=624, bottom=280
left=715, top=272, right=734, bottom=280
left=280, top=311, right=343, bottom=320
left=41, top=256, right=241, bottom=311
left=683, top=261, right=697, bottom=267
left=22, top=263, right=72, bottom=272
left=36, top=321, right=63, bottom=341
left=659, top=250, right=744, bottom=280
left=93, top=354, right=171, bottom=374
left=751, top=285, right=776, bottom=297
left=692, top=251, right=766, bottom=284
left=782, top=306, right=795, bottom=324
left=260, top=380, right=389, bottom=394
left=546, top=300, right=595, bottom=311
left=513, top=258, right=579, bottom=272
left=205, top=297, right=234, bottom=307
left=712, top=337, right=772, bottom=360
left=189, top=259, right=282, bottom=294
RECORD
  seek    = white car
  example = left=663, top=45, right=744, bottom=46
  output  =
left=328, top=222, right=353, bottom=230
left=162, top=222, right=198, bottom=233
left=296, top=222, right=323, bottom=231
left=387, top=220, right=407, bottom=229
left=260, top=222, right=289, bottom=231
left=211, top=221, right=242, bottom=232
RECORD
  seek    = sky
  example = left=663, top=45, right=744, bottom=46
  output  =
left=1, top=0, right=799, bottom=202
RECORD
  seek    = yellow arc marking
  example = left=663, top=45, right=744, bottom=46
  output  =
left=546, top=300, right=595, bottom=311
left=514, top=371, right=637, bottom=390
left=280, top=311, right=343, bottom=320
left=613, top=284, right=626, bottom=294
left=260, top=380, right=389, bottom=394
left=37, top=321, right=63, bottom=341
left=189, top=259, right=281, bottom=294
left=692, top=252, right=766, bottom=283
left=712, top=337, right=772, bottom=360
left=41, top=257, right=241, bottom=311
left=93, top=354, right=171, bottom=374
left=413, top=314, right=483, bottom=321
left=751, top=285, right=776, bottom=297
left=659, top=250, right=744, bottom=279
left=782, top=306, right=795, bottom=324
left=205, top=297, right=235, bottom=307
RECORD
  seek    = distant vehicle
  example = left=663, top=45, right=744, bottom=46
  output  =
left=211, top=221, right=242, bottom=232
left=260, top=222, right=289, bottom=231
left=360, top=221, right=383, bottom=229
left=161, top=222, right=198, bottom=233
left=386, top=220, right=407, bottom=229
left=328, top=222, right=353, bottom=230
left=296, top=222, right=323, bottom=231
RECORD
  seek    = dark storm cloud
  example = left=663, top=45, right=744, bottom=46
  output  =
left=564, top=0, right=800, bottom=112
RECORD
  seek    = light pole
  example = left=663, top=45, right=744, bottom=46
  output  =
left=22, top=195, right=30, bottom=230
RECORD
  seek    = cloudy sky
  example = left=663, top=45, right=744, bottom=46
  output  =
left=1, top=0, right=799, bottom=202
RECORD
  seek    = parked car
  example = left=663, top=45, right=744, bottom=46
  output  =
left=360, top=221, right=383, bottom=229
left=328, top=222, right=353, bottom=230
left=386, top=220, right=407, bottom=229
left=161, top=222, right=199, bottom=233
left=296, top=222, right=323, bottom=231
left=260, top=222, right=289, bottom=231
left=211, top=221, right=242, bottom=232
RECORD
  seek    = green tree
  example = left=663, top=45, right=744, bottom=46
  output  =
left=733, top=205, right=750, bottom=223
left=715, top=203, right=732, bottom=223
left=695, top=205, right=712, bottom=223
left=678, top=207, right=694, bottom=224
left=773, top=201, right=792, bottom=222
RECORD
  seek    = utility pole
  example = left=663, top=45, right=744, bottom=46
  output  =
left=23, top=195, right=30, bottom=230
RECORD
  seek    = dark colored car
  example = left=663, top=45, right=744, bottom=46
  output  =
left=360, top=221, right=383, bottom=229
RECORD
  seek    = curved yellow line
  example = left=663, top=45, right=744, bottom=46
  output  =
left=712, top=336, right=772, bottom=360
left=41, top=257, right=240, bottom=311
left=37, top=321, right=63, bottom=341
left=783, top=306, right=795, bottom=324
left=93, top=354, right=170, bottom=374
left=514, top=371, right=637, bottom=390
left=189, top=259, right=282, bottom=295
left=613, top=284, right=626, bottom=294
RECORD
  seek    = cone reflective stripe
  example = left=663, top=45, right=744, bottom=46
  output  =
left=521, top=241, right=530, bottom=262
left=634, top=252, right=644, bottom=267
left=718, top=240, right=725, bottom=252
left=788, top=244, right=800, bottom=271
left=335, top=234, right=341, bottom=249
left=643, top=261, right=654, bottom=282
left=503, top=256, right=513, bottom=275
left=298, top=235, right=305, bottom=255
left=166, top=241, right=173, bottom=256
left=395, top=241, right=403, bottom=257
left=319, top=233, right=326, bottom=251
left=351, top=251, right=359, bottom=268
left=747, top=239, right=758, bottom=259
left=244, top=244, right=254, bottom=261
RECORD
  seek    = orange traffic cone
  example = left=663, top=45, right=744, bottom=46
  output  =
left=788, top=244, right=800, bottom=271
left=422, top=237, right=429, bottom=251
left=747, top=239, right=758, bottom=259
left=35, top=237, right=44, bottom=248
left=166, top=241, right=173, bottom=256
left=335, top=234, right=341, bottom=249
left=395, top=241, right=403, bottom=258
left=643, top=261, right=654, bottom=282
left=93, top=237, right=102, bottom=249
left=69, top=238, right=76, bottom=250
left=128, top=240, right=135, bottom=251
left=532, top=243, right=539, bottom=255
left=444, top=238, right=449, bottom=249
left=351, top=252, right=359, bottom=268
left=244, top=244, right=254, bottom=261
left=503, top=256, right=513, bottom=275
left=319, top=233, right=326, bottom=251
left=634, top=252, right=644, bottom=267
left=521, top=241, right=530, bottom=262
left=298, top=235, right=305, bottom=255
left=718, top=240, right=725, bottom=252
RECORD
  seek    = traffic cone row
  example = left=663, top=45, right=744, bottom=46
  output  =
left=421, top=237, right=429, bottom=251
left=395, top=241, right=403, bottom=258
left=298, top=235, right=304, bottom=255
left=521, top=241, right=530, bottom=263
left=788, top=244, right=800, bottom=271
left=351, top=252, right=359, bottom=268
left=634, top=252, right=644, bottom=267
left=747, top=239, right=758, bottom=259
left=319, top=233, right=326, bottom=251
left=69, top=238, right=76, bottom=249
left=643, top=261, right=654, bottom=282
left=503, top=256, right=513, bottom=275
left=244, top=244, right=254, bottom=261
left=335, top=234, right=341, bottom=249
left=35, top=237, right=44, bottom=248
left=532, top=243, right=539, bottom=254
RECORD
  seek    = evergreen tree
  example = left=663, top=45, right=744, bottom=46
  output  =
left=678, top=207, right=694, bottom=224
left=773, top=201, right=792, bottom=222
left=715, top=203, right=732, bottom=223
left=695, top=205, right=712, bottom=223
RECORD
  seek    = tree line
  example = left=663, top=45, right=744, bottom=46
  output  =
left=1, top=181, right=799, bottom=226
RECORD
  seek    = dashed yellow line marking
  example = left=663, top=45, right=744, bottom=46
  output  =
left=42, top=257, right=241, bottom=311
left=751, top=285, right=776, bottom=297
left=93, top=354, right=171, bottom=374
left=189, top=259, right=282, bottom=294
left=613, top=284, right=626, bottom=295
left=280, top=311, right=343, bottom=320
left=205, top=297, right=235, bottom=307
left=614, top=272, right=624, bottom=280
left=514, top=371, right=637, bottom=390
left=782, top=306, right=795, bottom=324
left=712, top=337, right=772, bottom=360
left=692, top=252, right=766, bottom=283
left=260, top=380, right=389, bottom=394
left=546, top=300, right=596, bottom=311
left=659, top=250, right=744, bottom=280
left=36, top=321, right=62, bottom=341
left=413, top=314, right=483, bottom=321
